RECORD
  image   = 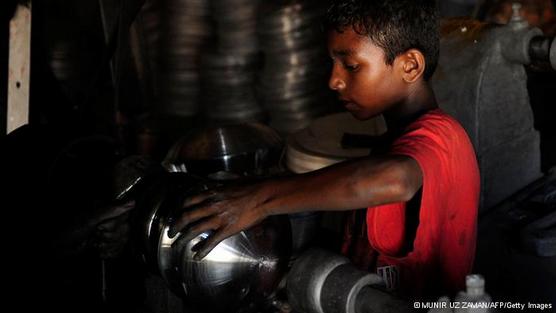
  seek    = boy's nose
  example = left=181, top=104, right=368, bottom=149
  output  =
left=328, top=74, right=346, bottom=91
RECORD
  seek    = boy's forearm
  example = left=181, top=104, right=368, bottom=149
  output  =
left=262, top=156, right=421, bottom=216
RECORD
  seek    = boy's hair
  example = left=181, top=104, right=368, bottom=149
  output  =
left=325, top=0, right=440, bottom=81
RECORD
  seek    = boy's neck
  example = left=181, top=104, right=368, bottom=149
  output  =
left=383, top=82, right=438, bottom=132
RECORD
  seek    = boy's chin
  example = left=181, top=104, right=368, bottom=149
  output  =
left=347, top=109, right=374, bottom=121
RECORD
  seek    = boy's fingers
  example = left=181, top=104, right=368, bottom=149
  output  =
left=169, top=203, right=219, bottom=237
left=193, top=229, right=231, bottom=260
left=171, top=218, right=220, bottom=249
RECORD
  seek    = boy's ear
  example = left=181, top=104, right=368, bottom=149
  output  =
left=397, top=49, right=426, bottom=83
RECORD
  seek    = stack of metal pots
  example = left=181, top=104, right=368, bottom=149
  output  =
left=211, top=0, right=259, bottom=54
left=258, top=1, right=335, bottom=135
left=158, top=0, right=212, bottom=118
left=200, top=52, right=264, bottom=124
left=200, top=0, right=264, bottom=124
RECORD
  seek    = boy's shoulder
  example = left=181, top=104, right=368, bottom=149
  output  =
left=392, top=108, right=475, bottom=155
left=407, top=108, right=466, bottom=134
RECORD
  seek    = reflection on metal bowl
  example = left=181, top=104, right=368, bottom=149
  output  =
left=135, top=172, right=291, bottom=313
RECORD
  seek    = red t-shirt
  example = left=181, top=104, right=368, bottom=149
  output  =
left=343, top=109, right=480, bottom=298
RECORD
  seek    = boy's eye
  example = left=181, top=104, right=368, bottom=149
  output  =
left=344, top=63, right=359, bottom=72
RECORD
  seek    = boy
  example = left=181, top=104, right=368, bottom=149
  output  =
left=169, top=0, right=480, bottom=299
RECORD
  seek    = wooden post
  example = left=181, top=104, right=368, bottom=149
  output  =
left=7, top=3, right=31, bottom=134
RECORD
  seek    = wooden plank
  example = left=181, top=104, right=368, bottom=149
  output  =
left=7, top=3, right=31, bottom=134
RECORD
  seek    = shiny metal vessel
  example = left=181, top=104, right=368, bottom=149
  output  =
left=163, top=122, right=283, bottom=178
left=131, top=123, right=291, bottom=312
left=134, top=173, right=291, bottom=312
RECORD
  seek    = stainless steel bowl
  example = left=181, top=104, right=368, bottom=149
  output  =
left=163, top=123, right=283, bottom=178
left=135, top=172, right=291, bottom=312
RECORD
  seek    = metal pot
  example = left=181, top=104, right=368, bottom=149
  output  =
left=163, top=123, right=283, bottom=179
left=134, top=172, right=291, bottom=313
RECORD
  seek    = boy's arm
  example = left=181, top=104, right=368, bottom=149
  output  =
left=169, top=155, right=422, bottom=259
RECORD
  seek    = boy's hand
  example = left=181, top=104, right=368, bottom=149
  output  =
left=168, top=183, right=271, bottom=260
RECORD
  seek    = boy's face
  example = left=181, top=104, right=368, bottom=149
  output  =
left=327, top=27, right=406, bottom=120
